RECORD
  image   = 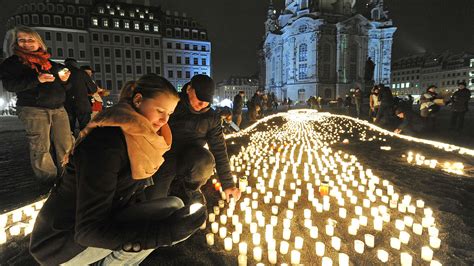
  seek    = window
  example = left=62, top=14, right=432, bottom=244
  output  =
left=45, top=32, right=51, bottom=41
left=201, top=58, right=207, bottom=65
left=43, top=15, right=50, bottom=25
left=103, top=19, right=108, bottom=27
left=68, top=49, right=74, bottom=57
left=201, top=45, right=206, bottom=51
left=200, top=32, right=207, bottom=40
left=153, top=39, right=160, bottom=47
left=168, top=70, right=173, bottom=78
left=153, top=25, right=159, bottom=32
left=114, top=20, right=120, bottom=28
left=166, top=18, right=171, bottom=25
left=98, top=7, right=104, bottom=13
left=136, top=66, right=142, bottom=74
left=22, top=15, right=30, bottom=25
left=77, top=18, right=84, bottom=28
left=95, top=64, right=101, bottom=73
left=176, top=43, right=181, bottom=49
left=167, top=42, right=172, bottom=49
left=32, top=15, right=39, bottom=24
left=67, top=34, right=73, bottom=42
left=65, top=17, right=73, bottom=27
left=134, top=50, right=141, bottom=59
left=114, top=35, right=120, bottom=43
left=56, top=33, right=62, bottom=41
left=193, top=58, right=198, bottom=65
left=103, top=34, right=109, bottom=42
left=140, top=13, right=145, bottom=19
left=166, top=29, right=172, bottom=37
left=124, top=21, right=130, bottom=29
left=146, top=66, right=152, bottom=74
left=117, top=80, right=123, bottom=90
left=92, top=33, right=99, bottom=41
left=57, top=48, right=63, bottom=57
left=144, top=24, right=150, bottom=31
left=125, top=50, right=131, bottom=58
left=104, top=48, right=110, bottom=57
left=185, top=57, right=190, bottom=64
left=126, top=65, right=132, bottom=74
left=120, top=10, right=125, bottom=16
left=167, top=56, right=173, bottom=64
left=186, top=71, right=190, bottom=78
left=105, top=64, right=111, bottom=73
left=145, top=51, right=151, bottom=60
left=175, top=29, right=181, bottom=38
left=116, top=65, right=122, bottom=74
left=79, top=7, right=85, bottom=15
left=93, top=48, right=100, bottom=57
left=184, top=30, right=190, bottom=38
left=193, top=45, right=198, bottom=51
left=124, top=36, right=131, bottom=44
left=80, top=50, right=85, bottom=58
left=106, top=80, right=112, bottom=90
left=115, top=49, right=121, bottom=58
left=134, top=23, right=140, bottom=30
left=134, top=37, right=141, bottom=45
left=176, top=56, right=182, bottom=64
left=299, top=64, right=307, bottom=79
left=299, top=44, right=307, bottom=62
left=54, top=16, right=62, bottom=25
left=79, top=35, right=85, bottom=43
left=154, top=52, right=160, bottom=60
left=177, top=71, right=182, bottom=78
left=192, top=31, right=198, bottom=39
left=155, top=67, right=161, bottom=74
left=145, top=38, right=151, bottom=45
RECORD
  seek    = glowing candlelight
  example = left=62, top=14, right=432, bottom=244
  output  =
left=253, top=247, right=262, bottom=262
left=399, top=231, right=410, bottom=244
left=354, top=240, right=364, bottom=254
left=374, top=217, right=383, bottom=231
left=280, top=241, right=289, bottom=255
left=224, top=237, right=232, bottom=251
left=206, top=233, right=214, bottom=246
left=400, top=252, right=413, bottom=266
left=315, top=241, right=325, bottom=256
left=421, top=246, right=433, bottom=261
left=268, top=250, right=277, bottom=264
left=295, top=236, right=303, bottom=250
left=364, top=234, right=374, bottom=248
left=219, top=227, right=227, bottom=239
left=377, top=249, right=389, bottom=262
left=331, top=236, right=341, bottom=251
left=238, top=255, right=247, bottom=266
left=339, top=208, right=347, bottom=218
left=310, top=226, right=318, bottom=239
left=325, top=224, right=334, bottom=236
left=428, top=226, right=439, bottom=237
left=239, top=242, right=248, bottom=255
left=413, top=223, right=423, bottom=235
left=390, top=237, right=400, bottom=250
left=252, top=233, right=261, bottom=245
left=283, top=228, right=291, bottom=240
left=232, top=231, right=240, bottom=244
left=211, top=222, right=218, bottom=234
left=322, top=257, right=333, bottom=266
left=290, top=250, right=300, bottom=264
left=429, top=237, right=441, bottom=249
left=220, top=215, right=227, bottom=225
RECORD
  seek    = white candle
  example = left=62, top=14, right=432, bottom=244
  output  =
left=429, top=237, right=441, bottom=249
left=304, top=219, right=312, bottom=228
left=354, top=240, right=364, bottom=254
left=304, top=209, right=311, bottom=219
left=416, top=199, right=425, bottom=208
left=232, top=231, right=240, bottom=244
left=377, top=249, right=389, bottom=262
left=220, top=215, right=227, bottom=225
left=374, top=217, right=383, bottom=231
left=219, top=227, right=227, bottom=239
left=428, top=227, right=439, bottom=237
left=290, top=250, right=300, bottom=264
left=211, top=222, right=219, bottom=233
left=395, top=219, right=405, bottom=231
left=253, top=233, right=261, bottom=246
left=267, top=238, right=276, bottom=251
left=413, top=223, right=423, bottom=235
left=364, top=234, right=374, bottom=248
left=404, top=216, right=414, bottom=227
left=271, top=216, right=278, bottom=226
left=209, top=213, right=216, bottom=223
left=280, top=241, right=289, bottom=255
left=339, top=208, right=347, bottom=218
left=331, top=236, right=341, bottom=251
left=310, top=226, right=318, bottom=239
left=339, top=253, right=349, bottom=266
left=348, top=225, right=357, bottom=236
left=271, top=205, right=278, bottom=215
left=283, top=219, right=291, bottom=229
left=315, top=241, right=325, bottom=256
left=400, top=252, right=413, bottom=266
left=288, top=200, right=295, bottom=209
left=253, top=247, right=262, bottom=262
left=238, top=255, right=247, bottom=266
left=250, top=222, right=258, bottom=234
left=206, top=233, right=214, bottom=246
left=421, top=246, right=433, bottom=261
left=213, top=206, right=220, bottom=215
left=325, top=224, right=334, bottom=236
left=359, top=215, right=368, bottom=226
left=321, top=257, right=333, bottom=266
left=268, top=250, right=277, bottom=264
left=399, top=231, right=410, bottom=244
left=283, top=228, right=291, bottom=240
left=390, top=237, right=400, bottom=250
left=295, top=236, right=303, bottom=250
left=218, top=200, right=225, bottom=208
left=224, top=237, right=232, bottom=251
left=430, top=260, right=442, bottom=266
left=239, top=242, right=248, bottom=255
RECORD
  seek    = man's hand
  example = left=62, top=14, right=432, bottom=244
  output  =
left=58, top=69, right=71, bottom=82
left=38, top=73, right=55, bottom=83
left=224, top=187, right=241, bottom=203
left=394, top=128, right=402, bottom=134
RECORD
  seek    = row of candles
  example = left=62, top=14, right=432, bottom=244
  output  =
left=0, top=199, right=44, bottom=244
left=206, top=115, right=443, bottom=265
left=404, top=152, right=465, bottom=176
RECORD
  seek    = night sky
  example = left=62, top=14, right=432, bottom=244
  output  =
left=1, top=0, right=472, bottom=83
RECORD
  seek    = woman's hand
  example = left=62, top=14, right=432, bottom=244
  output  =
left=224, top=187, right=241, bottom=202
left=38, top=73, right=55, bottom=83
left=58, top=69, right=71, bottom=82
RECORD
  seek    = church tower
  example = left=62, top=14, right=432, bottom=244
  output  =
left=265, top=0, right=278, bottom=35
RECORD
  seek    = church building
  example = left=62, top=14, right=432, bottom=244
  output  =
left=263, top=0, right=396, bottom=102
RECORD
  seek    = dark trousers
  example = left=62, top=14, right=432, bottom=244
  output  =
left=450, top=111, right=466, bottom=131
left=66, top=109, right=91, bottom=133
left=146, top=145, right=216, bottom=200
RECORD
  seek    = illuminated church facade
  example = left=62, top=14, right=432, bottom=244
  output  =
left=263, top=0, right=396, bottom=102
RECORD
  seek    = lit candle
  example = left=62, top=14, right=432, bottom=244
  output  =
left=429, top=237, right=441, bottom=249
left=250, top=222, right=258, bottom=234
left=377, top=249, right=389, bottom=262
left=253, top=247, right=262, bottom=262
left=290, top=250, right=300, bottom=264
left=331, top=236, right=341, bottom=251
left=239, top=242, right=248, bottom=255
left=321, top=257, right=333, bottom=266
left=325, top=224, right=334, bottom=236
left=271, top=205, right=278, bottom=215
left=390, top=237, right=400, bottom=250
left=354, top=240, right=364, bottom=254
left=238, top=255, right=247, bottom=266
left=268, top=250, right=277, bottom=264
left=339, top=208, right=347, bottom=219
left=283, top=228, right=291, bottom=240
left=364, top=234, right=374, bottom=248
left=280, top=241, right=289, bottom=255
left=339, top=253, right=349, bottom=266
left=315, top=241, right=325, bottom=256
left=232, top=231, right=240, bottom=244
left=310, top=226, right=318, bottom=239
left=211, top=222, right=219, bottom=234
left=219, top=227, right=227, bottom=239
left=413, top=223, right=423, bottom=235
left=348, top=225, right=357, bottom=236
left=252, top=233, right=261, bottom=246
left=428, top=227, right=439, bottom=237
left=400, top=252, right=413, bottom=266
left=359, top=215, right=368, bottom=226
left=295, top=236, right=303, bottom=250
left=224, top=237, right=232, bottom=251
left=374, top=217, right=383, bottom=231
left=404, top=216, right=414, bottom=227
left=206, top=233, right=214, bottom=246
left=421, top=246, right=433, bottom=261
left=220, top=215, right=227, bottom=225
left=213, top=206, right=220, bottom=215
left=209, top=213, right=216, bottom=223
left=399, top=231, right=410, bottom=244
left=395, top=219, right=405, bottom=231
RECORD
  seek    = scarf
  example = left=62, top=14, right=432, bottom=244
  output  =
left=14, top=47, right=52, bottom=74
left=66, top=102, right=172, bottom=180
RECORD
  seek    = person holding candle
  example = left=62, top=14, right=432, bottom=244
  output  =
left=0, top=26, right=73, bottom=184
left=146, top=75, right=241, bottom=204
left=29, top=74, right=207, bottom=265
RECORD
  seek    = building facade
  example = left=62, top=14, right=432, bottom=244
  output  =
left=263, top=0, right=396, bottom=102
left=391, top=52, right=474, bottom=96
left=216, top=76, right=259, bottom=102
left=2, top=0, right=211, bottom=101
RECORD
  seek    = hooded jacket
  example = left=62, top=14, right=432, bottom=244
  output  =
left=0, top=55, right=70, bottom=109
left=167, top=91, right=234, bottom=190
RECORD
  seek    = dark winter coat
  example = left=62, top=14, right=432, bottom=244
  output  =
left=378, top=86, right=394, bottom=107
left=0, top=55, right=71, bottom=109
left=64, top=63, right=98, bottom=114
left=29, top=127, right=175, bottom=265
left=232, top=94, right=244, bottom=115
left=399, top=110, right=425, bottom=135
left=450, top=88, right=471, bottom=112
left=168, top=91, right=234, bottom=190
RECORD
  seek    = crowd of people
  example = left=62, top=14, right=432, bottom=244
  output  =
left=0, top=26, right=241, bottom=265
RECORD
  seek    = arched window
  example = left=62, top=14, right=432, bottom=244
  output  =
left=299, top=44, right=307, bottom=62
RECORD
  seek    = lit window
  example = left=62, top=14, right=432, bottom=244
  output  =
left=116, top=5, right=120, bottom=10
left=98, top=7, right=104, bottom=13
left=103, top=19, right=108, bottom=27
left=134, top=23, right=140, bottom=30
left=149, top=14, right=154, bottom=19
left=109, top=10, right=115, bottom=15
left=140, top=13, right=144, bottom=19
left=124, top=21, right=130, bottom=29
left=114, top=21, right=120, bottom=28
left=120, top=10, right=125, bottom=16
left=144, top=24, right=149, bottom=31
left=153, top=25, right=159, bottom=32
left=298, top=64, right=307, bottom=79
left=106, top=4, right=110, bottom=8
left=299, top=44, right=307, bottom=62
left=130, top=12, right=135, bottom=17
left=405, top=82, right=410, bottom=87
left=92, top=18, right=98, bottom=26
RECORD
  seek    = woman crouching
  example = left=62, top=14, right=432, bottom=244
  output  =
left=30, top=74, right=207, bottom=265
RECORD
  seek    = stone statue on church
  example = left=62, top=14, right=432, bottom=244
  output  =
left=364, top=57, right=375, bottom=82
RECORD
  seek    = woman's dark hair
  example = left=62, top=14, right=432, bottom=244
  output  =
left=119, top=74, right=179, bottom=103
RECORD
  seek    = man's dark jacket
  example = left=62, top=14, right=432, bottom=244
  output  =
left=64, top=62, right=98, bottom=114
left=0, top=55, right=70, bottom=109
left=167, top=91, right=234, bottom=190
left=451, top=88, right=471, bottom=112
left=378, top=86, right=394, bottom=106
left=233, top=93, right=244, bottom=115
left=29, top=127, right=179, bottom=265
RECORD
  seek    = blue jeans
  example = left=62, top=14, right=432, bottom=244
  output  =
left=17, top=106, right=74, bottom=180
left=60, top=247, right=154, bottom=265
